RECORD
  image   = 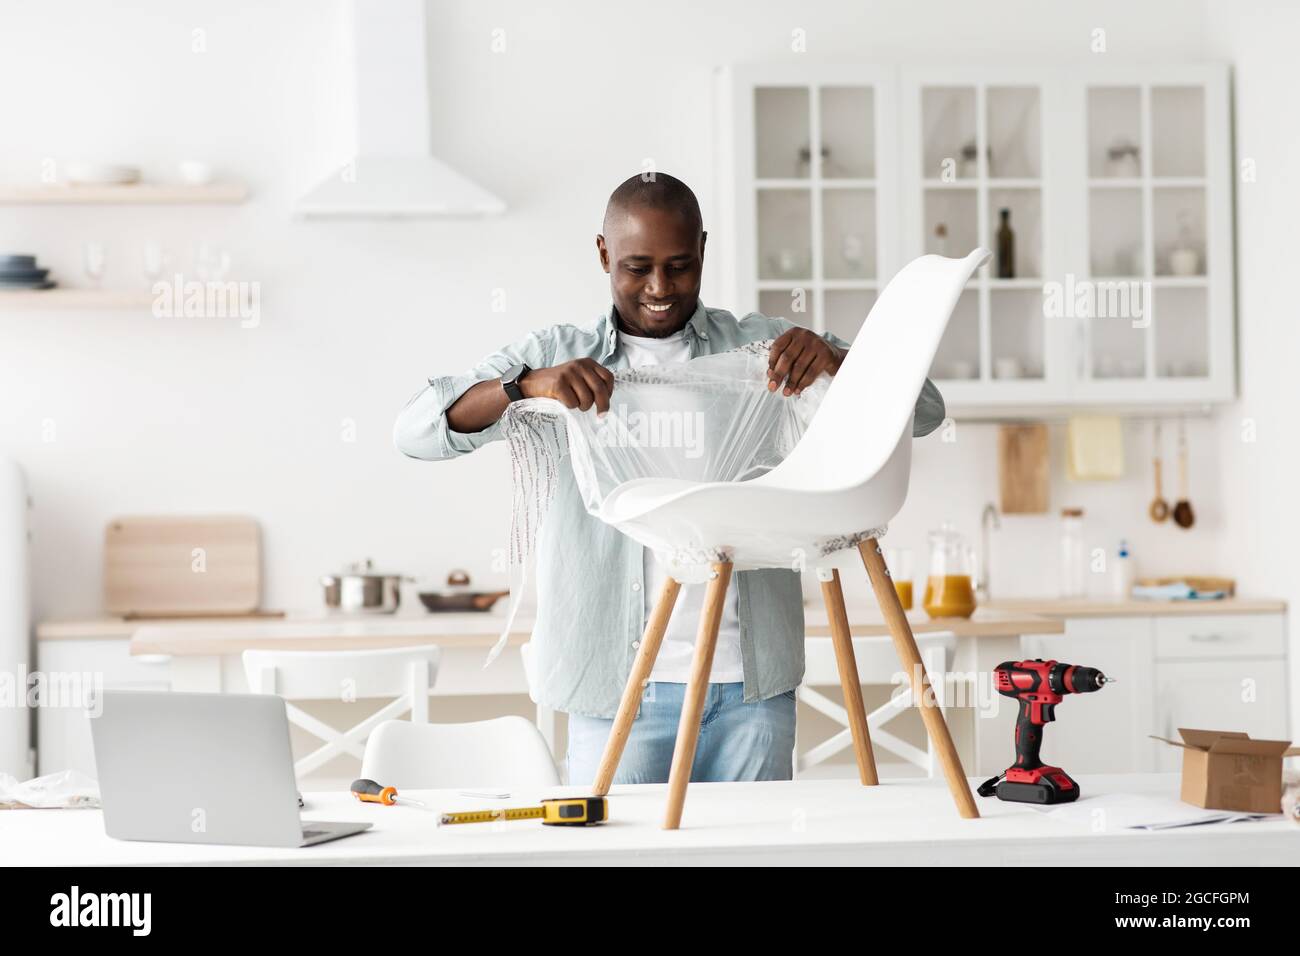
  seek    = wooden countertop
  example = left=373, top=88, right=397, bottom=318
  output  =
left=37, top=605, right=1064, bottom=656
left=984, top=597, right=1287, bottom=618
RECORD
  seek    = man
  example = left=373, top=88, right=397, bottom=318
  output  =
left=394, top=173, right=944, bottom=785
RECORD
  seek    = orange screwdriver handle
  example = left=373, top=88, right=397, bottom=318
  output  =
left=350, top=778, right=398, bottom=806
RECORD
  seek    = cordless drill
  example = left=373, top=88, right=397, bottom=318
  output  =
left=977, top=659, right=1114, bottom=805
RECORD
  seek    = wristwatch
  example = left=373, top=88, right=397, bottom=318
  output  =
left=501, top=362, right=531, bottom=403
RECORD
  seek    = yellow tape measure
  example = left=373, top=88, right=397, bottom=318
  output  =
left=438, top=796, right=607, bottom=827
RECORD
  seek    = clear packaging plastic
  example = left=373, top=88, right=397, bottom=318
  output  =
left=486, top=339, right=829, bottom=665
left=0, top=769, right=100, bottom=809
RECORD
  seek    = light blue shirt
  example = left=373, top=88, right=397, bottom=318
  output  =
left=394, top=303, right=945, bottom=717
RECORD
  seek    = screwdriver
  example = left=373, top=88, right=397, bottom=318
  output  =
left=349, top=778, right=431, bottom=811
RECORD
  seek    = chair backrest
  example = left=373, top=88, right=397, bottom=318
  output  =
left=804, top=631, right=957, bottom=685
left=360, top=716, right=561, bottom=789
left=759, top=249, right=989, bottom=492
left=242, top=645, right=441, bottom=704
left=242, top=646, right=443, bottom=779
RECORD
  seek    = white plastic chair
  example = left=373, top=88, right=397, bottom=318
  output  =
left=242, top=645, right=441, bottom=779
left=591, top=249, right=990, bottom=827
left=360, top=716, right=560, bottom=790
left=798, top=631, right=956, bottom=778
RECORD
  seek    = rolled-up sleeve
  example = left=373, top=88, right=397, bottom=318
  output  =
left=758, top=313, right=946, bottom=439
left=393, top=328, right=556, bottom=461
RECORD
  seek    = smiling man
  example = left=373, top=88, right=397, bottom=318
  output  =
left=394, top=173, right=944, bottom=786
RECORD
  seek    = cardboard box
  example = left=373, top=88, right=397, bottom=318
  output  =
left=1150, top=728, right=1300, bottom=814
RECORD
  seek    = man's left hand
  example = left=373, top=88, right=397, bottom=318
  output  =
left=767, top=328, right=845, bottom=396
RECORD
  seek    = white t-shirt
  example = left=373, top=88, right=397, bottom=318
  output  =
left=617, top=328, right=744, bottom=684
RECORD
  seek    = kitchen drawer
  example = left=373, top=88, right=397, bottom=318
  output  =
left=38, top=638, right=173, bottom=686
left=1154, top=614, right=1285, bottom=661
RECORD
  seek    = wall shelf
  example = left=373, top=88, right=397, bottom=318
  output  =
left=0, top=183, right=248, bottom=204
left=0, top=289, right=155, bottom=310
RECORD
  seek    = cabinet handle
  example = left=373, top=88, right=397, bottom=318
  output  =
left=1187, top=633, right=1228, bottom=643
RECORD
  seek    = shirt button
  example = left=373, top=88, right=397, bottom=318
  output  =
left=631, top=641, right=641, bottom=649
left=631, top=581, right=641, bottom=592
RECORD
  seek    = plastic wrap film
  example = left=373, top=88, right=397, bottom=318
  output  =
left=484, top=340, right=832, bottom=667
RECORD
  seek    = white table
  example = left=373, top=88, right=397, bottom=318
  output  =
left=4, top=774, right=1294, bottom=866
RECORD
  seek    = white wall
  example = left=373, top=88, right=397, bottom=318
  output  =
left=2, top=0, right=1252, bottom=627
left=1204, top=0, right=1300, bottom=738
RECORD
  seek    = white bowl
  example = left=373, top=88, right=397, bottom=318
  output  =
left=177, top=160, right=214, bottom=185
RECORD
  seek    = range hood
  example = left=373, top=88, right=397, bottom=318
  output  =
left=296, top=0, right=505, bottom=219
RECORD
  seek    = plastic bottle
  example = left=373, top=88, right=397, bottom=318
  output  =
left=1112, top=539, right=1136, bottom=599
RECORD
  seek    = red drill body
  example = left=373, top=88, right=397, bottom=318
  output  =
left=980, top=659, right=1113, bottom=804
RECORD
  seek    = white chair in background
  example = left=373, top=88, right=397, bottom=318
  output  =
left=360, top=716, right=560, bottom=789
left=242, top=645, right=441, bottom=779
left=798, top=630, right=956, bottom=779
left=591, top=250, right=990, bottom=828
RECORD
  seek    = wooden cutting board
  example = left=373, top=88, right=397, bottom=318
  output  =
left=998, top=424, right=1050, bottom=514
left=104, top=515, right=261, bottom=617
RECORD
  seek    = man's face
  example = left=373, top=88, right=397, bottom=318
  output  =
left=597, top=205, right=706, bottom=338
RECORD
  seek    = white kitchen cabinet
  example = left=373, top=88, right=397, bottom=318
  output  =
left=1022, top=618, right=1153, bottom=774
left=722, top=63, right=1235, bottom=414
left=36, top=639, right=173, bottom=777
left=1023, top=610, right=1289, bottom=775
left=1150, top=611, right=1291, bottom=771
left=1152, top=661, right=1290, bottom=772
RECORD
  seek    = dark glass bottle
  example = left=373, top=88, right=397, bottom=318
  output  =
left=996, top=208, right=1015, bottom=279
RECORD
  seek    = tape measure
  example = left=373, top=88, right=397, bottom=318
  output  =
left=439, top=796, right=607, bottom=827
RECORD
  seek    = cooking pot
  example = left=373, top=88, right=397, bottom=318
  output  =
left=320, top=559, right=410, bottom=615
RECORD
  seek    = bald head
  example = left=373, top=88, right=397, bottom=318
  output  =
left=597, top=173, right=707, bottom=338
left=602, top=172, right=703, bottom=236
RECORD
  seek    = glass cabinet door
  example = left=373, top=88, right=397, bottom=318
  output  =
left=916, top=80, right=1047, bottom=389
left=748, top=74, right=887, bottom=347
left=1082, top=83, right=1211, bottom=389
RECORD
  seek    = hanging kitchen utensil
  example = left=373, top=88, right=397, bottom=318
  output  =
left=1172, top=419, right=1195, bottom=529
left=1149, top=423, right=1170, bottom=523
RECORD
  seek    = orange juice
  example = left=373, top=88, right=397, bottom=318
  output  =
left=894, top=580, right=914, bottom=610
left=923, top=574, right=976, bottom=619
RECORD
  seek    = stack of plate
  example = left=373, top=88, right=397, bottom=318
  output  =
left=0, top=254, right=54, bottom=290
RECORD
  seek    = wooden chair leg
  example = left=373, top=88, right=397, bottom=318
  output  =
left=858, top=539, right=981, bottom=819
left=591, top=577, right=681, bottom=796
left=663, top=560, right=732, bottom=830
left=818, top=568, right=880, bottom=786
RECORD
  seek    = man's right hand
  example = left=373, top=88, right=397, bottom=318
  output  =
left=521, top=358, right=615, bottom=415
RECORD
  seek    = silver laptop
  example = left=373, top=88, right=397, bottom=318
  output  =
left=90, top=690, right=371, bottom=848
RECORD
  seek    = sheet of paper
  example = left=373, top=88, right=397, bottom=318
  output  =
left=1033, top=793, right=1273, bottom=830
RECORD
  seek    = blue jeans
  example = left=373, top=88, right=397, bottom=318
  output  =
left=566, top=682, right=796, bottom=786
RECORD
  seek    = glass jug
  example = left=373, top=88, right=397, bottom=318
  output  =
left=923, top=522, right=977, bottom=619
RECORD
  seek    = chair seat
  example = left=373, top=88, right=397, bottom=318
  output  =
left=598, top=468, right=898, bottom=578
